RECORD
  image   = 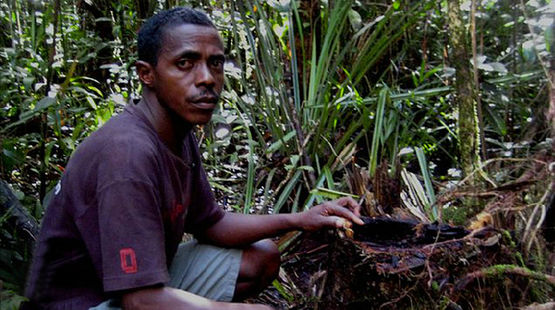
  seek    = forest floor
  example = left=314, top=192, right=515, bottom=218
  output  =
left=252, top=224, right=554, bottom=309
left=250, top=151, right=555, bottom=309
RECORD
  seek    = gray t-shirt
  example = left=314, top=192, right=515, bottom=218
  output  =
left=24, top=102, right=224, bottom=309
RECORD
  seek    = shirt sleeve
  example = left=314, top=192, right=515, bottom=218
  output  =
left=93, top=136, right=169, bottom=292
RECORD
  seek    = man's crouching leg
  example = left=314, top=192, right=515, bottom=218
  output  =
left=233, top=239, right=280, bottom=301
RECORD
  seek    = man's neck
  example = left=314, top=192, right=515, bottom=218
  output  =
left=137, top=88, right=192, bottom=155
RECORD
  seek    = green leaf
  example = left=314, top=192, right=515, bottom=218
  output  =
left=23, top=77, right=34, bottom=90
left=273, top=170, right=302, bottom=213
left=348, top=9, right=362, bottom=31
left=86, top=96, right=97, bottom=110
left=34, top=97, right=56, bottom=111
left=310, top=187, right=359, bottom=200
left=369, top=88, right=389, bottom=175
left=415, top=147, right=437, bottom=220
left=272, top=280, right=294, bottom=302
left=266, top=130, right=296, bottom=154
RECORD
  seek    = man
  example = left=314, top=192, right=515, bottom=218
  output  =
left=24, top=7, right=363, bottom=309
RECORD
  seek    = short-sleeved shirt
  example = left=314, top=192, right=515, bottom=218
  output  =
left=24, top=101, right=224, bottom=309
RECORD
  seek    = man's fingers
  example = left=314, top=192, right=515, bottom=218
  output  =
left=327, top=216, right=348, bottom=229
left=336, top=196, right=362, bottom=216
left=327, top=203, right=364, bottom=225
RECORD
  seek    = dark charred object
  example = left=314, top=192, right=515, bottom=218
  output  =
left=353, top=216, right=470, bottom=246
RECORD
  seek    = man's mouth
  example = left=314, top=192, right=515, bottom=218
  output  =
left=191, top=96, right=218, bottom=110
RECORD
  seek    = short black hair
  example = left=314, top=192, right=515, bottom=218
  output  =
left=137, top=7, right=215, bottom=66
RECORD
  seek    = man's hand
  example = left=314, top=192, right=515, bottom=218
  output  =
left=298, top=197, right=364, bottom=232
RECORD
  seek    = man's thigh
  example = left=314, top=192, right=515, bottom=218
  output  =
left=90, top=240, right=242, bottom=309
left=168, top=240, right=242, bottom=301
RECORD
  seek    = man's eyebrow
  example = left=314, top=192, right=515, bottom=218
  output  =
left=177, top=50, right=202, bottom=59
left=176, top=51, right=225, bottom=62
left=209, top=54, right=226, bottom=62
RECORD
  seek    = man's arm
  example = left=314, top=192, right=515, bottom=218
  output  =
left=122, top=197, right=362, bottom=309
left=199, top=197, right=364, bottom=247
left=122, top=287, right=272, bottom=310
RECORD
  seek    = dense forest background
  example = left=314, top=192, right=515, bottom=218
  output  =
left=0, top=0, right=553, bottom=308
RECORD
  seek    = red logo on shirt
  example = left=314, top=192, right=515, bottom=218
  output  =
left=119, top=248, right=137, bottom=274
left=170, top=202, right=184, bottom=223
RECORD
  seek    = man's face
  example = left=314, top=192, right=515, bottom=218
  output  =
left=151, top=23, right=225, bottom=125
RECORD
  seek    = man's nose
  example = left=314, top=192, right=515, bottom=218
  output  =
left=195, top=63, right=216, bottom=87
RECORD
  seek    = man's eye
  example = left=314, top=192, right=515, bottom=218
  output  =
left=177, top=59, right=193, bottom=68
left=211, top=59, right=224, bottom=68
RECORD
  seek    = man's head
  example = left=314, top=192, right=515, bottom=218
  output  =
left=138, top=7, right=215, bottom=67
left=136, top=8, right=224, bottom=125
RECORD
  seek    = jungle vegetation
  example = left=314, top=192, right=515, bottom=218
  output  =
left=0, top=0, right=553, bottom=308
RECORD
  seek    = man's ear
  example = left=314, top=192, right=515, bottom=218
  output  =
left=136, top=60, right=155, bottom=86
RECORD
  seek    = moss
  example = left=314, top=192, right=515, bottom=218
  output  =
left=431, top=281, right=440, bottom=292
left=484, top=264, right=513, bottom=276
left=501, top=230, right=525, bottom=266
left=442, top=205, right=468, bottom=225
left=501, top=230, right=515, bottom=247
left=515, top=252, right=525, bottom=267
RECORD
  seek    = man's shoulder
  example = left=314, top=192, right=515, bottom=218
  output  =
left=68, top=108, right=162, bottom=171
left=87, top=108, right=157, bottom=148
left=97, top=107, right=153, bottom=137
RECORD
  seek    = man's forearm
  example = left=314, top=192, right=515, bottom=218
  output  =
left=200, top=212, right=302, bottom=247
left=122, top=286, right=271, bottom=310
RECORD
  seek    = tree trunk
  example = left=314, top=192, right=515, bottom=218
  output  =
left=471, top=0, right=486, bottom=160
left=448, top=0, right=480, bottom=181
left=549, top=55, right=555, bottom=141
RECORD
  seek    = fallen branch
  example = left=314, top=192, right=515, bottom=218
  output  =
left=454, top=264, right=555, bottom=292
left=522, top=302, right=555, bottom=310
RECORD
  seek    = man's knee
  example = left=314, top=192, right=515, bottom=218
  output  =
left=234, top=239, right=280, bottom=301
left=243, top=239, right=280, bottom=281
left=254, top=239, right=280, bottom=279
